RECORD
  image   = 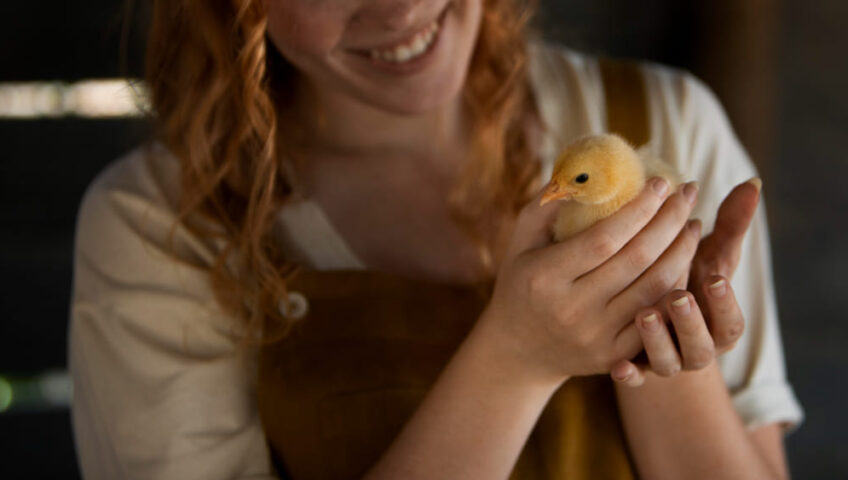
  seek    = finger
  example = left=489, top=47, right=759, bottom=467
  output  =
left=587, top=182, right=698, bottom=294
left=613, top=321, right=643, bottom=362
left=636, top=309, right=682, bottom=377
left=711, top=178, right=761, bottom=250
left=544, top=177, right=671, bottom=275
left=506, top=183, right=563, bottom=257
left=675, top=223, right=699, bottom=291
left=610, top=359, right=647, bottom=387
left=666, top=291, right=715, bottom=371
left=701, top=275, right=745, bottom=354
left=609, top=218, right=702, bottom=318
left=690, top=178, right=761, bottom=284
left=674, top=262, right=690, bottom=290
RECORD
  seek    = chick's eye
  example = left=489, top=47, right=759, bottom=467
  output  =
left=575, top=173, right=589, bottom=184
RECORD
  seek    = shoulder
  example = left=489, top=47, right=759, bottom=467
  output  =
left=77, top=143, right=179, bottom=238
left=80, top=142, right=182, bottom=219
left=529, top=40, right=745, bottom=162
left=529, top=40, right=733, bottom=128
left=75, top=143, right=219, bottom=281
left=72, top=143, right=230, bottom=329
left=527, top=40, right=744, bottom=151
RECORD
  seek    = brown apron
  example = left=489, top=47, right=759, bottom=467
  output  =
left=257, top=58, right=649, bottom=479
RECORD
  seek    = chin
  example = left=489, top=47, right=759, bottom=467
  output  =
left=353, top=65, right=469, bottom=115
left=335, top=0, right=482, bottom=116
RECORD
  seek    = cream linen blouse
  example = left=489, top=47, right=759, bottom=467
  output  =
left=69, top=42, right=804, bottom=479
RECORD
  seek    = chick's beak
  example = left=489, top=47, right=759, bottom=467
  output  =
left=540, top=181, right=574, bottom=206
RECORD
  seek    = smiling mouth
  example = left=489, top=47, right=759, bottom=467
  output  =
left=350, top=4, right=450, bottom=64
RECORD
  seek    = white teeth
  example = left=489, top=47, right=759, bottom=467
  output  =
left=411, top=36, right=426, bottom=55
left=396, top=46, right=412, bottom=62
left=369, top=20, right=440, bottom=63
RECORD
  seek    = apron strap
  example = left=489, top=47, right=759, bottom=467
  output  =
left=599, top=58, right=650, bottom=148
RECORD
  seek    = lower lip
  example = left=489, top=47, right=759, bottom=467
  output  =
left=347, top=5, right=450, bottom=76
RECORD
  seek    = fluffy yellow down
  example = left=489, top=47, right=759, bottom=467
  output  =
left=542, top=134, right=680, bottom=241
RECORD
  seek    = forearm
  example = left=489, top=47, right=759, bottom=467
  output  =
left=364, top=320, right=563, bottom=480
left=615, top=362, right=786, bottom=480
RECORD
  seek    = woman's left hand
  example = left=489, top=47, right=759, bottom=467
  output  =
left=611, top=178, right=762, bottom=386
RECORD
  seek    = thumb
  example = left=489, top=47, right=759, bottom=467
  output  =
left=505, top=182, right=561, bottom=258
left=692, top=177, right=761, bottom=283
left=712, top=177, right=761, bottom=247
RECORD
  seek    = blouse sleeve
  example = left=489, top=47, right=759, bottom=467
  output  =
left=69, top=147, right=277, bottom=479
left=644, top=66, right=805, bottom=433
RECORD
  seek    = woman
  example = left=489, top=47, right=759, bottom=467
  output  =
left=69, top=0, right=803, bottom=478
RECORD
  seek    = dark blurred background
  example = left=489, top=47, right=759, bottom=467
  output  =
left=0, top=0, right=845, bottom=478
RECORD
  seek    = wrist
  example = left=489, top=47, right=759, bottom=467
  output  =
left=365, top=310, right=570, bottom=479
left=469, top=310, right=570, bottom=393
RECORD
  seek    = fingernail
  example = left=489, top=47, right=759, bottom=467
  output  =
left=671, top=296, right=691, bottom=314
left=709, top=278, right=727, bottom=297
left=747, top=177, right=762, bottom=193
left=641, top=313, right=660, bottom=332
left=612, top=363, right=633, bottom=381
left=683, top=182, right=699, bottom=204
left=651, top=177, right=669, bottom=196
left=687, top=219, right=702, bottom=235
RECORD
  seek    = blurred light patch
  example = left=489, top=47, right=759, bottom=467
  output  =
left=0, top=371, right=72, bottom=413
left=0, top=377, right=12, bottom=412
left=0, top=79, right=148, bottom=119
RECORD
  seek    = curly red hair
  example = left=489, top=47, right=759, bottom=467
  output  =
left=145, top=0, right=541, bottom=341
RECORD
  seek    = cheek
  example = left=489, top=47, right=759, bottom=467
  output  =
left=265, top=0, right=349, bottom=56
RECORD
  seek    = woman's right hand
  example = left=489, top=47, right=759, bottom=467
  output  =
left=478, top=177, right=701, bottom=385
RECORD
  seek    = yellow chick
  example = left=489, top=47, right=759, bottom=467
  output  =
left=540, top=134, right=680, bottom=241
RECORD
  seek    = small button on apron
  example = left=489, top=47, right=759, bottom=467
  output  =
left=278, top=291, right=309, bottom=319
